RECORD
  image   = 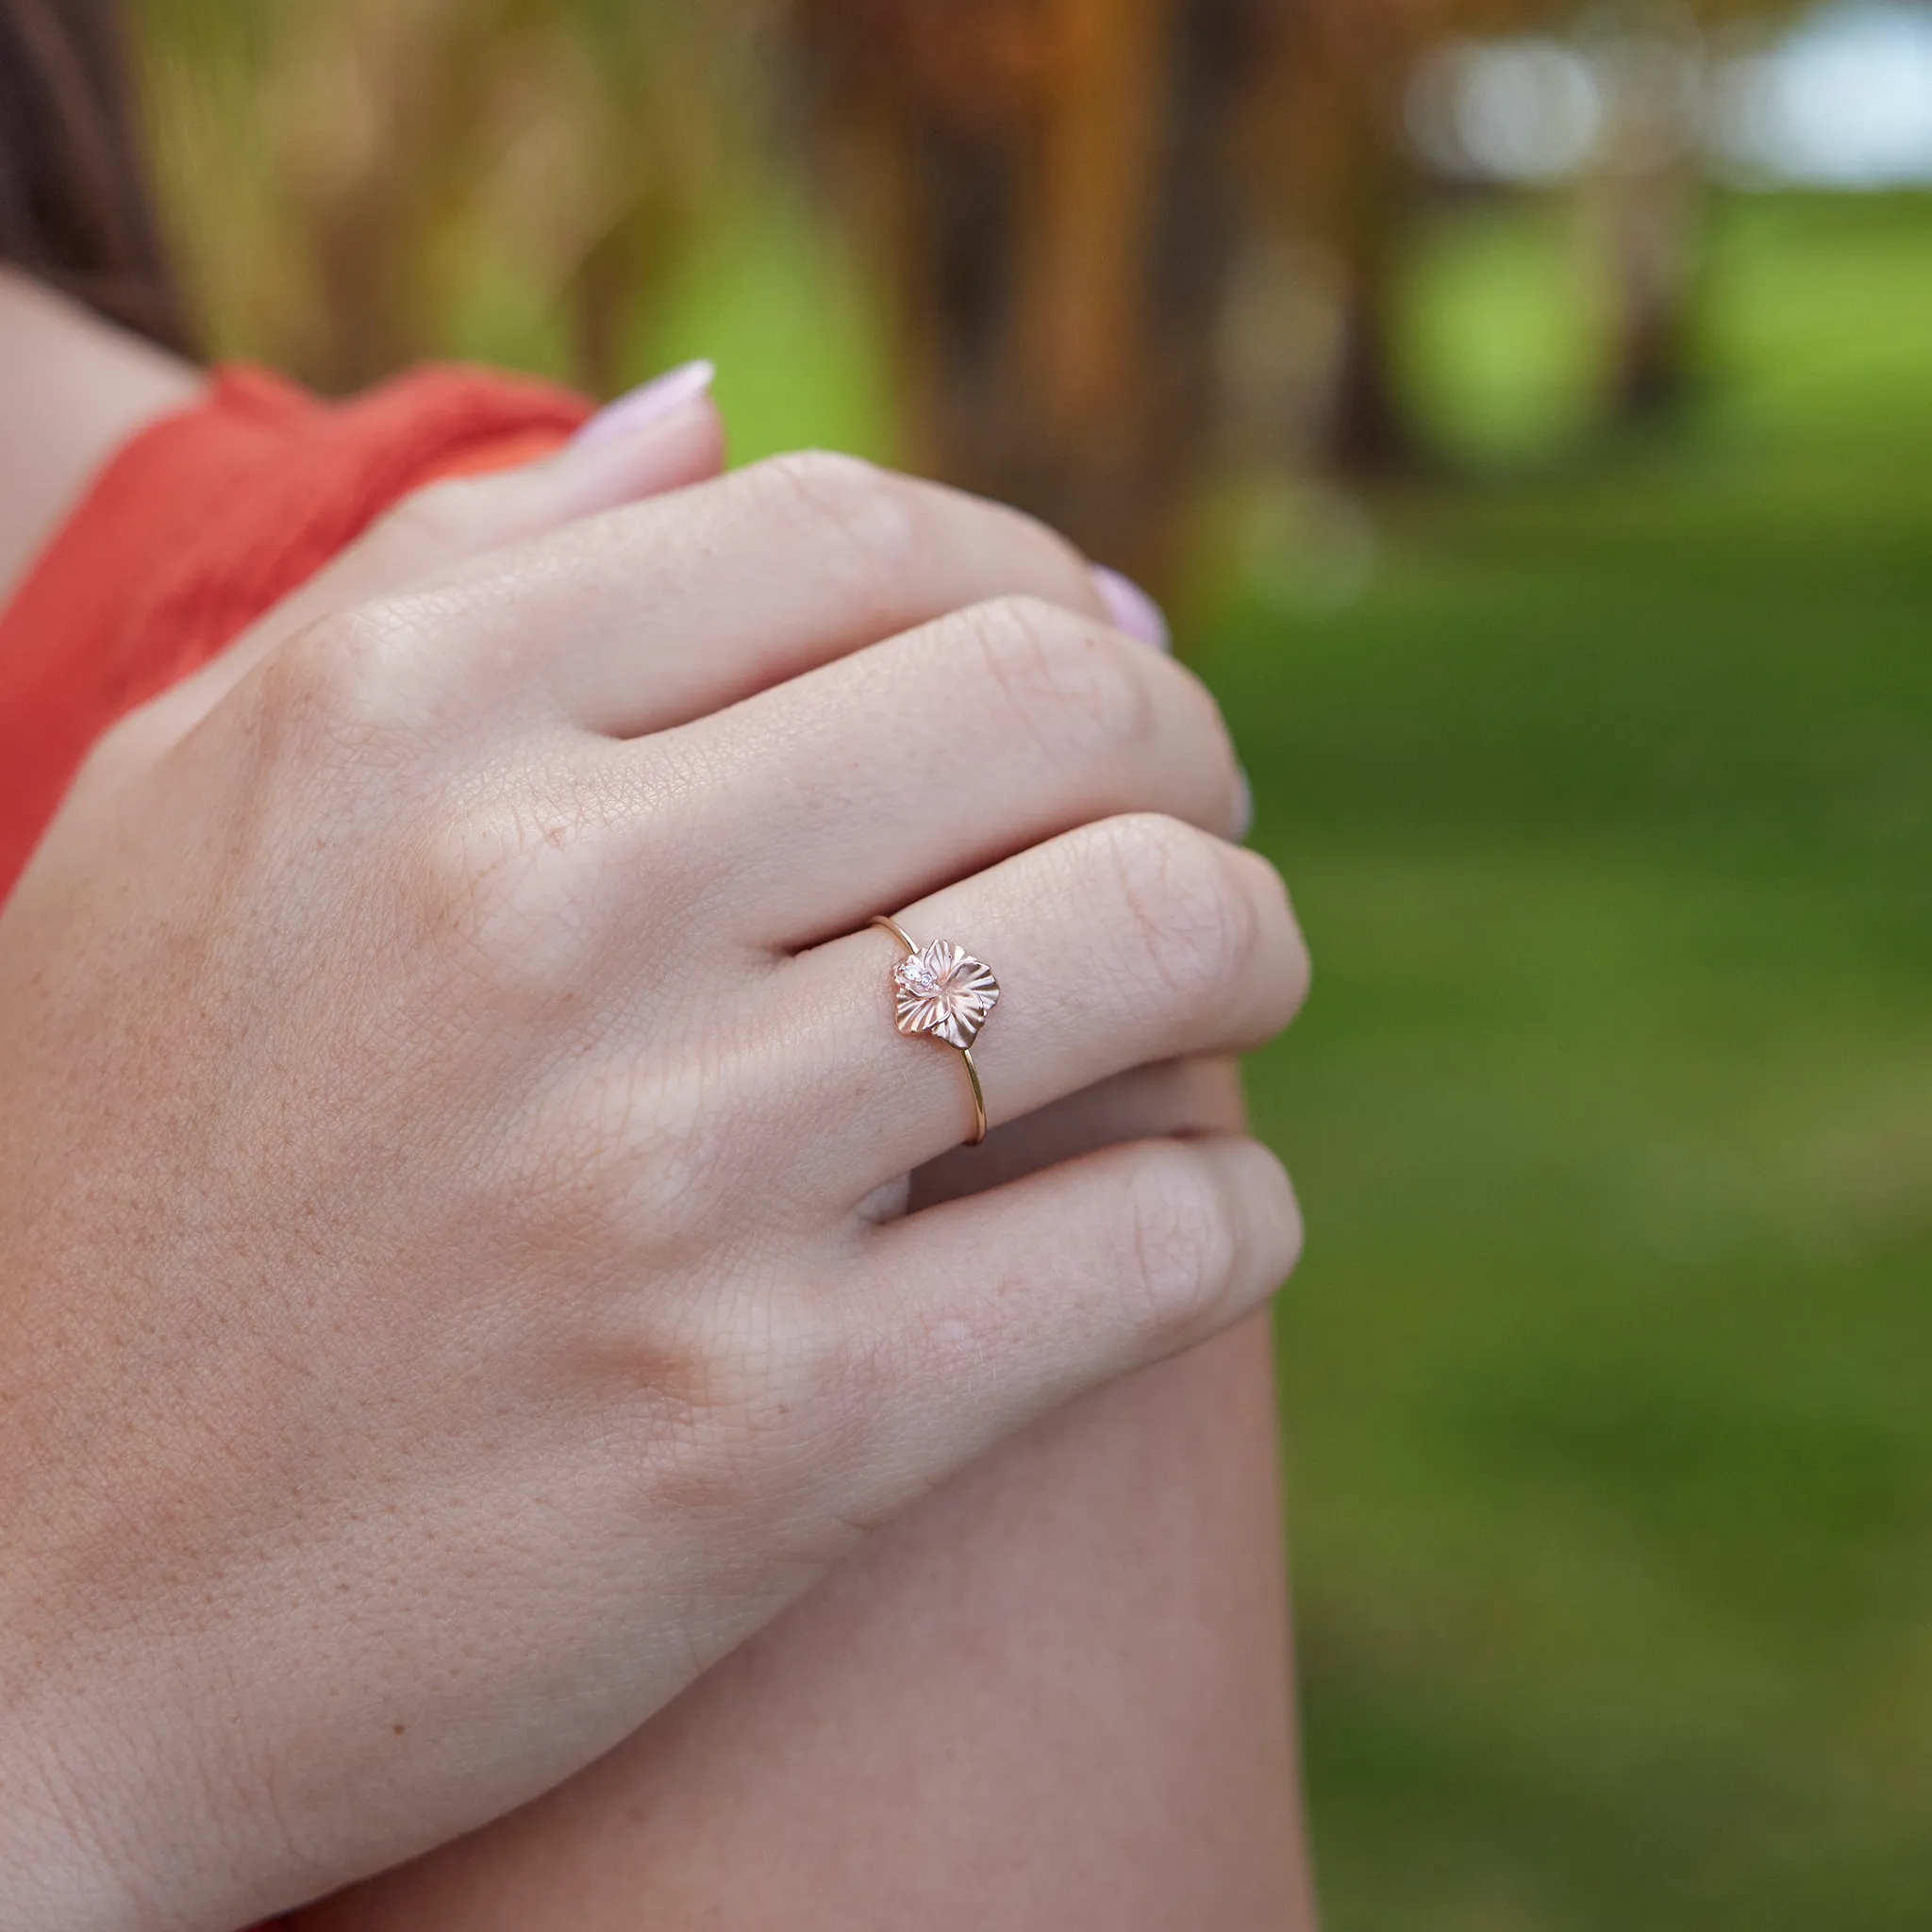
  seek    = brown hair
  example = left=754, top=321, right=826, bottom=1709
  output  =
left=0, top=0, right=188, bottom=348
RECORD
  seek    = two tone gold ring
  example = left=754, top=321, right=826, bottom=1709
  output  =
left=870, top=915, right=1000, bottom=1146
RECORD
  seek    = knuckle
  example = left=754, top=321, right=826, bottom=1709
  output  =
left=953, top=596, right=1152, bottom=767
left=754, top=1310, right=888, bottom=1459
left=603, top=1276, right=884, bottom=1532
left=251, top=606, right=425, bottom=762
left=401, top=742, right=708, bottom=1004
left=1092, top=812, right=1257, bottom=1015
left=596, top=1060, right=746, bottom=1241
left=517, top=1057, right=733, bottom=1258
left=411, top=795, right=551, bottom=956
left=751, top=1312, right=909, bottom=1541
left=606, top=1314, right=766, bottom=1523
left=405, top=785, right=621, bottom=989
left=749, top=450, right=919, bottom=593
left=1118, top=1143, right=1240, bottom=1342
left=641, top=1321, right=891, bottom=1549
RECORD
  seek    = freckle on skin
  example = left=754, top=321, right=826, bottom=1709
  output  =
left=392, top=1724, right=406, bottom=1737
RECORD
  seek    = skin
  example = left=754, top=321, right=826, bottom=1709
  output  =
left=0, top=271, right=1318, bottom=1930
left=0, top=273, right=205, bottom=606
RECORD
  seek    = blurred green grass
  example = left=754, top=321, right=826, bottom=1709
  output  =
left=1208, top=192, right=1932, bottom=1930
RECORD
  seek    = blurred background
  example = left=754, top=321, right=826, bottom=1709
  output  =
left=128, top=1, right=1932, bottom=1924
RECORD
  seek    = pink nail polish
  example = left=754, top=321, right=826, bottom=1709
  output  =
left=1091, top=565, right=1171, bottom=652
left=571, top=359, right=715, bottom=450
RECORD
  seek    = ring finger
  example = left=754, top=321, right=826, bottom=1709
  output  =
left=761, top=813, right=1308, bottom=1204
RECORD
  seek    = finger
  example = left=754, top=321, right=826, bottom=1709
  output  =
left=151, top=365, right=725, bottom=735
left=908, top=1056, right=1246, bottom=1209
left=857, top=1055, right=1244, bottom=1226
left=856, top=1057, right=1244, bottom=1226
left=666, top=595, right=1246, bottom=949
left=823, top=1133, right=1301, bottom=1531
left=375, top=451, right=1111, bottom=734
left=769, top=814, right=1309, bottom=1198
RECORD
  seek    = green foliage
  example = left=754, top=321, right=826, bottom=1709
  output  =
left=641, top=190, right=895, bottom=466
left=1395, top=193, right=1604, bottom=466
left=1207, top=192, right=1932, bottom=1930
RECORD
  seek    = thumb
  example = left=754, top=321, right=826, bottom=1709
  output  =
left=157, top=360, right=724, bottom=733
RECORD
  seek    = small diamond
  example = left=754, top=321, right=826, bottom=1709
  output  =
left=892, top=940, right=999, bottom=1050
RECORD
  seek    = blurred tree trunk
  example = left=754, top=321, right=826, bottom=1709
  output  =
left=1583, top=5, right=1709, bottom=424
left=790, top=0, right=1270, bottom=581
left=1239, top=0, right=1433, bottom=479
left=1598, top=157, right=1699, bottom=418
left=1287, top=43, right=1421, bottom=476
left=1325, top=237, right=1410, bottom=472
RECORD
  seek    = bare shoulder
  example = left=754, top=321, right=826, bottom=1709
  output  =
left=0, top=268, right=203, bottom=607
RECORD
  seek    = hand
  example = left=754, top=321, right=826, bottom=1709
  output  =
left=132, top=361, right=728, bottom=740
left=0, top=452, right=1306, bottom=1930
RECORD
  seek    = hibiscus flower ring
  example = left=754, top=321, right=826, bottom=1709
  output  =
left=891, top=938, right=1000, bottom=1050
left=869, top=916, right=1000, bottom=1144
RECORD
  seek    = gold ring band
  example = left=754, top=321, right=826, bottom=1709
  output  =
left=870, top=915, right=1000, bottom=1147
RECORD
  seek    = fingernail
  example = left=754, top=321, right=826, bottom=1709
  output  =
left=571, top=358, right=715, bottom=450
left=1091, top=565, right=1171, bottom=652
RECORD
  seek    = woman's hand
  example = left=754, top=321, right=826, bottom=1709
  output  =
left=0, top=453, right=1306, bottom=1930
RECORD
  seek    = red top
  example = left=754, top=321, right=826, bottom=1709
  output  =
left=0, top=362, right=588, bottom=904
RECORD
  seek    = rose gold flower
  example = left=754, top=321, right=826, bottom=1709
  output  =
left=892, top=940, right=1000, bottom=1050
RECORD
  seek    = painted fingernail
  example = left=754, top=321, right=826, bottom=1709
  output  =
left=1091, top=564, right=1172, bottom=653
left=571, top=358, right=716, bottom=450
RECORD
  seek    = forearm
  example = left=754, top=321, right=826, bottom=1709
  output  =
left=298, top=1313, right=1314, bottom=1931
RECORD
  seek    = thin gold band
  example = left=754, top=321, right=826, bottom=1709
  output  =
left=871, top=914, right=989, bottom=1146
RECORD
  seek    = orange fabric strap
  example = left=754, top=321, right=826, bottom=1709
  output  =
left=0, top=362, right=588, bottom=903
